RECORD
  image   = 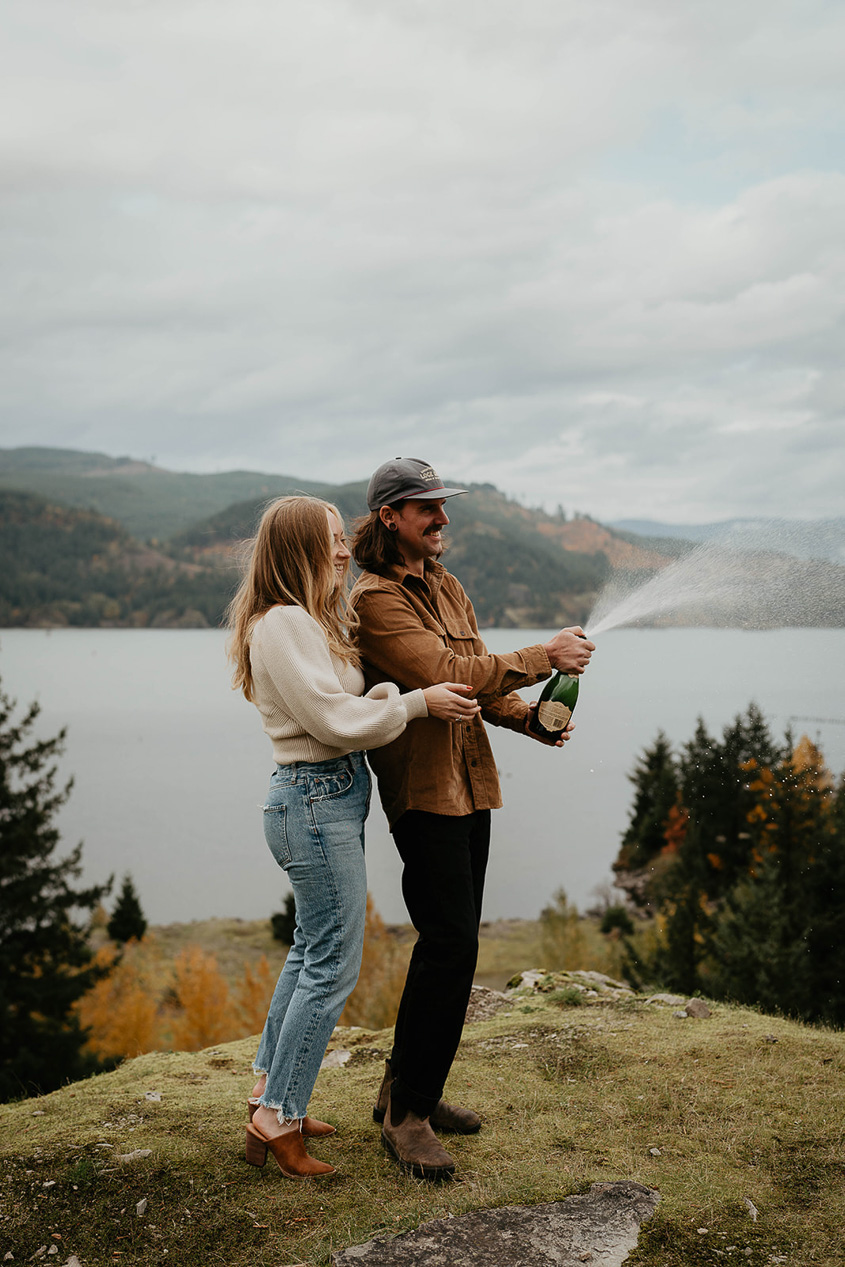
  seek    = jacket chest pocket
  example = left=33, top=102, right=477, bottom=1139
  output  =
left=443, top=618, right=476, bottom=651
left=419, top=613, right=448, bottom=644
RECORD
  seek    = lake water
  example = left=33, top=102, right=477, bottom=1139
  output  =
left=1, top=627, right=843, bottom=927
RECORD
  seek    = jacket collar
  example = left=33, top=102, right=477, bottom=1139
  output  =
left=385, top=558, right=445, bottom=596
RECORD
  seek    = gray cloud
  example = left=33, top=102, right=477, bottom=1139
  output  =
left=1, top=0, right=843, bottom=521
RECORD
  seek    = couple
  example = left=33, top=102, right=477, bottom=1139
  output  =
left=227, top=457, right=595, bottom=1181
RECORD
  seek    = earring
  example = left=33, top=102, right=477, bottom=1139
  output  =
left=388, top=523, right=398, bottom=531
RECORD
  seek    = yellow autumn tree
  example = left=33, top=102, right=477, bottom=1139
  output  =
left=75, top=939, right=163, bottom=1060
left=789, top=734, right=835, bottom=833
left=235, top=954, right=276, bottom=1036
left=170, top=947, right=232, bottom=1051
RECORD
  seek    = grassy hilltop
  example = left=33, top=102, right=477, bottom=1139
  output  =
left=2, top=982, right=843, bottom=1267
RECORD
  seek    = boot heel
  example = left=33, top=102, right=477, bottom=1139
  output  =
left=245, top=1124, right=268, bottom=1167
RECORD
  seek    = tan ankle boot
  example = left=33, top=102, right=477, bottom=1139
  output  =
left=373, top=1060, right=481, bottom=1134
left=381, top=1092, right=456, bottom=1181
left=372, top=1060, right=393, bottom=1123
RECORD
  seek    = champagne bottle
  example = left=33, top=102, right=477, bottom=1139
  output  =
left=528, top=670, right=579, bottom=742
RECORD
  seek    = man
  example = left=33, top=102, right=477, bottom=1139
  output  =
left=350, top=457, right=594, bottom=1180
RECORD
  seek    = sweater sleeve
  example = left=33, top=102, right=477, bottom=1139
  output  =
left=251, top=606, right=427, bottom=750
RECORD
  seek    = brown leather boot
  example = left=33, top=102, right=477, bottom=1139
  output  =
left=372, top=1060, right=393, bottom=1123
left=431, top=1098, right=482, bottom=1134
left=381, top=1091, right=456, bottom=1181
left=373, top=1060, right=481, bottom=1134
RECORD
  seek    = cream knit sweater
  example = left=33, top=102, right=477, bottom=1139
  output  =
left=249, top=604, right=428, bottom=765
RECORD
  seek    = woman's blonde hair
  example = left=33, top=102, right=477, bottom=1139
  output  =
left=226, top=495, right=358, bottom=701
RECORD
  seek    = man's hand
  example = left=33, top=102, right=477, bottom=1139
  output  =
left=542, top=626, right=595, bottom=674
left=523, top=704, right=575, bottom=747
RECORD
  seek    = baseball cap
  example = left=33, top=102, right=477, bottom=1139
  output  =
left=366, top=458, right=467, bottom=512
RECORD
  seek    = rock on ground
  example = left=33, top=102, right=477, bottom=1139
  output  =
left=508, top=970, right=634, bottom=1002
left=332, top=1180, right=659, bottom=1266
left=464, top=985, right=512, bottom=1023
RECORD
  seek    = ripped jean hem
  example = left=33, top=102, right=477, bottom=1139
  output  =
left=260, top=1105, right=301, bottom=1128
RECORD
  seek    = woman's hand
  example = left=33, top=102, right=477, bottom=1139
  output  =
left=423, top=682, right=481, bottom=723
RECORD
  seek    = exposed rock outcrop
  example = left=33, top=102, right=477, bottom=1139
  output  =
left=332, top=1181, right=660, bottom=1266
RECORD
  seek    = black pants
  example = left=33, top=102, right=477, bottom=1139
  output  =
left=389, top=809, right=491, bottom=1118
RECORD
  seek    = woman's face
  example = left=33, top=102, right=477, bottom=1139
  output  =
left=326, top=509, right=351, bottom=584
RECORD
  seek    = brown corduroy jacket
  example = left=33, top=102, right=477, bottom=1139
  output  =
left=350, top=560, right=552, bottom=827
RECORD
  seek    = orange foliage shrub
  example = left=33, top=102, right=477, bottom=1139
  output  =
left=662, top=797, right=689, bottom=854
left=340, top=895, right=410, bottom=1030
left=235, top=954, right=276, bottom=1036
left=75, top=939, right=163, bottom=1060
left=76, top=937, right=284, bottom=1057
left=170, top=947, right=232, bottom=1051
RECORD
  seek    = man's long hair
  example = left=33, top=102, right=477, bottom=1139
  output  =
left=226, top=495, right=359, bottom=701
left=350, top=507, right=407, bottom=575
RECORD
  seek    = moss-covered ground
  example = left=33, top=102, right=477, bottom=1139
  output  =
left=2, top=986, right=843, bottom=1266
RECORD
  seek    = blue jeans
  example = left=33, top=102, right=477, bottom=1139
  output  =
left=254, top=751, right=370, bottom=1120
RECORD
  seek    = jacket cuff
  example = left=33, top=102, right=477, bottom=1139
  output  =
left=524, top=644, right=553, bottom=681
left=482, top=697, right=530, bottom=732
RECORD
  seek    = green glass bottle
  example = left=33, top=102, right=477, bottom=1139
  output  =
left=528, top=670, right=579, bottom=742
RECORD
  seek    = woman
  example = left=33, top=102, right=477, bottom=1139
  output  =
left=226, top=495, right=479, bottom=1179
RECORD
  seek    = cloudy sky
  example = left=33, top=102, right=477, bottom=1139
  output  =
left=1, top=0, right=844, bottom=522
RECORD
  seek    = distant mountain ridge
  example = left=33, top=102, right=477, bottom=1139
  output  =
left=1, top=449, right=663, bottom=628
left=0, top=446, right=330, bottom=540
left=0, top=446, right=164, bottom=475
left=2, top=446, right=843, bottom=629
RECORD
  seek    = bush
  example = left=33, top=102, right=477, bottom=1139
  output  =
left=270, top=893, right=296, bottom=945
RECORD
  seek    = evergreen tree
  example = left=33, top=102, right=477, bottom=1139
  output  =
left=623, top=709, right=845, bottom=1023
left=807, top=773, right=845, bottom=1026
left=646, top=709, right=791, bottom=996
left=599, top=905, right=635, bottom=936
left=706, top=845, right=811, bottom=1017
left=0, top=680, right=111, bottom=1101
left=107, top=873, right=147, bottom=943
left=650, top=818, right=713, bottom=995
left=614, top=731, right=678, bottom=876
left=705, top=735, right=838, bottom=1020
left=270, top=893, right=296, bottom=945
left=678, top=704, right=783, bottom=900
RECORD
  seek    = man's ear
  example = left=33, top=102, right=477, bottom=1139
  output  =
left=379, top=506, right=396, bottom=529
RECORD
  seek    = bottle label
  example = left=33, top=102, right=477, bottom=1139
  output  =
left=537, top=700, right=572, bottom=732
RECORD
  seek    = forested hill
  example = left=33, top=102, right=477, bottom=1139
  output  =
left=0, top=446, right=330, bottom=541
left=0, top=448, right=669, bottom=629
left=0, top=491, right=233, bottom=629
left=174, top=483, right=673, bottom=628
left=3, top=447, right=844, bottom=630
left=0, top=485, right=661, bottom=629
